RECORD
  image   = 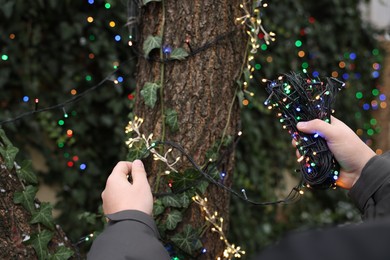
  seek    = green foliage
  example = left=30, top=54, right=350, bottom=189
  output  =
left=0, top=129, right=19, bottom=169
left=0, top=1, right=133, bottom=246
left=229, top=0, right=382, bottom=256
left=30, top=202, right=55, bottom=230
left=1, top=130, right=74, bottom=259
left=166, top=210, right=183, bottom=230
left=165, top=108, right=179, bottom=132
left=49, top=246, right=75, bottom=260
left=17, top=160, right=39, bottom=185
left=143, top=35, right=162, bottom=57
left=0, top=0, right=384, bottom=259
left=141, top=82, right=161, bottom=108
left=171, top=225, right=203, bottom=255
left=28, top=230, right=53, bottom=260
left=170, top=48, right=189, bottom=61
left=126, top=141, right=149, bottom=161
left=13, top=185, right=38, bottom=213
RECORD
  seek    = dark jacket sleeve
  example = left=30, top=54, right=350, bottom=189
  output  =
left=348, top=151, right=390, bottom=220
left=87, top=210, right=170, bottom=260
left=252, top=151, right=390, bottom=260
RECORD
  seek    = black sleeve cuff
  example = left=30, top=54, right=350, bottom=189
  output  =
left=348, top=151, right=390, bottom=213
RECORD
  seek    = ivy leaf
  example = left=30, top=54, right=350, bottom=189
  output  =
left=0, top=128, right=13, bottom=147
left=196, top=180, right=209, bottom=194
left=126, top=141, right=149, bottom=161
left=170, top=168, right=201, bottom=191
left=143, top=35, right=162, bottom=58
left=143, top=0, right=161, bottom=5
left=17, top=160, right=38, bottom=184
left=165, top=210, right=182, bottom=230
left=171, top=225, right=202, bottom=255
left=170, top=48, right=189, bottom=60
left=179, top=194, right=190, bottom=208
left=165, top=108, right=179, bottom=132
left=49, top=246, right=74, bottom=260
left=161, top=195, right=182, bottom=208
left=0, top=1, right=15, bottom=18
left=153, top=199, right=165, bottom=216
left=140, top=82, right=160, bottom=108
left=0, top=145, right=19, bottom=170
left=29, top=230, right=53, bottom=260
left=30, top=202, right=55, bottom=230
left=13, top=185, right=38, bottom=213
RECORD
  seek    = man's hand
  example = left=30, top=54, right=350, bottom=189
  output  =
left=296, top=116, right=376, bottom=189
left=101, top=160, right=153, bottom=215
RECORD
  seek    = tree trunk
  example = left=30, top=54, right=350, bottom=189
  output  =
left=0, top=157, right=74, bottom=259
left=134, top=1, right=246, bottom=258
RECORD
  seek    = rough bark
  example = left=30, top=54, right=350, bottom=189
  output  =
left=373, top=41, right=390, bottom=151
left=135, top=0, right=246, bottom=258
left=0, top=157, right=74, bottom=259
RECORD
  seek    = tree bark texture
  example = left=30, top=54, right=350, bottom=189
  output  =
left=0, top=157, right=74, bottom=259
left=135, top=1, right=247, bottom=258
left=373, top=41, right=390, bottom=152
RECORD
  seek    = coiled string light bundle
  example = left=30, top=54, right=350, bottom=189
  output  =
left=264, top=72, right=345, bottom=189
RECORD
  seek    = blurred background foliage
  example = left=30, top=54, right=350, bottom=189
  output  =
left=0, top=0, right=385, bottom=258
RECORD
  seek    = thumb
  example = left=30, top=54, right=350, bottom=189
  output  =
left=297, top=119, right=335, bottom=141
left=131, top=160, right=149, bottom=186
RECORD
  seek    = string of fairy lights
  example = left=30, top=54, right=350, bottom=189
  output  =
left=0, top=0, right=387, bottom=259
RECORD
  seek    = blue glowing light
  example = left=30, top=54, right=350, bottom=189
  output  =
left=88, top=0, right=94, bottom=4
left=342, top=73, right=349, bottom=80
left=349, top=53, right=357, bottom=60
left=23, top=96, right=29, bottom=102
left=312, top=71, right=319, bottom=77
left=372, top=71, right=380, bottom=78
left=114, top=35, right=121, bottom=42
left=379, top=94, right=386, bottom=101
left=117, top=76, right=124, bottom=82
left=80, top=163, right=87, bottom=170
left=362, top=103, right=370, bottom=110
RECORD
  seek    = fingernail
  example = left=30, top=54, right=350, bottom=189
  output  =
left=297, top=122, right=307, bottom=128
left=133, top=160, right=144, bottom=168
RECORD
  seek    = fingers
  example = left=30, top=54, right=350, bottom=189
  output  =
left=130, top=160, right=149, bottom=187
left=297, top=118, right=335, bottom=141
left=110, top=161, right=132, bottom=180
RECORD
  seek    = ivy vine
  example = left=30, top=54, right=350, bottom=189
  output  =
left=0, top=129, right=74, bottom=260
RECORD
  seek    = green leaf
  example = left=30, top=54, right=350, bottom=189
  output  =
left=165, top=108, right=179, bottom=132
left=0, top=1, right=15, bottom=19
left=13, top=185, right=38, bottom=213
left=0, top=145, right=19, bottom=170
left=153, top=199, right=165, bottom=216
left=29, top=230, right=53, bottom=260
left=196, top=180, right=209, bottom=194
left=49, top=246, right=74, bottom=260
left=30, top=202, right=55, bottom=229
left=143, top=0, right=161, bottom=5
left=178, top=194, right=190, bottom=208
left=78, top=211, right=99, bottom=225
left=161, top=195, right=182, bottom=208
left=165, top=210, right=182, bottom=230
left=170, top=168, right=201, bottom=190
left=17, top=160, right=38, bottom=184
left=0, top=128, right=13, bottom=147
left=140, top=82, right=160, bottom=108
left=143, top=35, right=162, bottom=57
left=170, top=48, right=189, bottom=60
left=171, top=225, right=202, bottom=255
left=126, top=141, right=149, bottom=161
